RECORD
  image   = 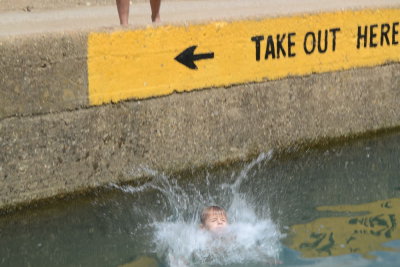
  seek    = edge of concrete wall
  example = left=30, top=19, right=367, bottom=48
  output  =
left=1, top=63, right=400, bottom=210
left=1, top=6, right=400, bottom=210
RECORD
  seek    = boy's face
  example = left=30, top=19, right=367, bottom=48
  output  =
left=203, top=212, right=228, bottom=232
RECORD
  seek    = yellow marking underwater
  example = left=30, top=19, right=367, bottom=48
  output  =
left=288, top=198, right=400, bottom=259
left=88, top=8, right=400, bottom=105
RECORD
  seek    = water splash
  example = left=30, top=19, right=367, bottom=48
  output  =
left=112, top=151, right=283, bottom=266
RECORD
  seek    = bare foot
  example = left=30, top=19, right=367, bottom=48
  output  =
left=152, top=14, right=160, bottom=23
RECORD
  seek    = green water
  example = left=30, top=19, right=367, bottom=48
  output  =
left=1, top=131, right=400, bottom=267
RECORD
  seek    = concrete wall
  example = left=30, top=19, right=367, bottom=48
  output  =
left=2, top=62, right=400, bottom=209
left=1, top=3, right=400, bottom=210
left=0, top=33, right=88, bottom=118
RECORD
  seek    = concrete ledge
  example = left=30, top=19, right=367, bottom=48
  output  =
left=0, top=33, right=88, bottom=118
left=1, top=64, right=400, bottom=208
left=0, top=0, right=148, bottom=12
left=1, top=2, right=400, bottom=209
left=2, top=6, right=400, bottom=118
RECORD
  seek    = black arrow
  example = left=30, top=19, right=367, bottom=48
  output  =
left=175, top=46, right=214, bottom=70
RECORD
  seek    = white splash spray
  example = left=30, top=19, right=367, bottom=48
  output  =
left=112, top=151, right=283, bottom=266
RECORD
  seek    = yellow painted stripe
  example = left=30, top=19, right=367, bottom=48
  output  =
left=289, top=198, right=400, bottom=258
left=88, top=8, right=400, bottom=105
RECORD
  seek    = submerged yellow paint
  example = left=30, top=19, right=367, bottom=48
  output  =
left=88, top=8, right=400, bottom=105
left=288, top=198, right=400, bottom=259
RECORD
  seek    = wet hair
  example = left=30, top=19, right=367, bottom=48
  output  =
left=200, top=205, right=227, bottom=225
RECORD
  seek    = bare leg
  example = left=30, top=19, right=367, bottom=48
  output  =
left=116, top=0, right=130, bottom=26
left=150, top=0, right=161, bottom=22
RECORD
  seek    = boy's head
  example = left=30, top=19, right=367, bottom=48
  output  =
left=200, top=206, right=228, bottom=232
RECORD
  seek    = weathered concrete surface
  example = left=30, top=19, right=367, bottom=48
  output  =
left=1, top=0, right=400, bottom=209
left=1, top=0, right=400, bottom=36
left=1, top=64, right=400, bottom=208
left=0, top=0, right=144, bottom=12
left=0, top=33, right=88, bottom=118
left=1, top=0, right=400, bottom=120
left=0, top=0, right=209, bottom=12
